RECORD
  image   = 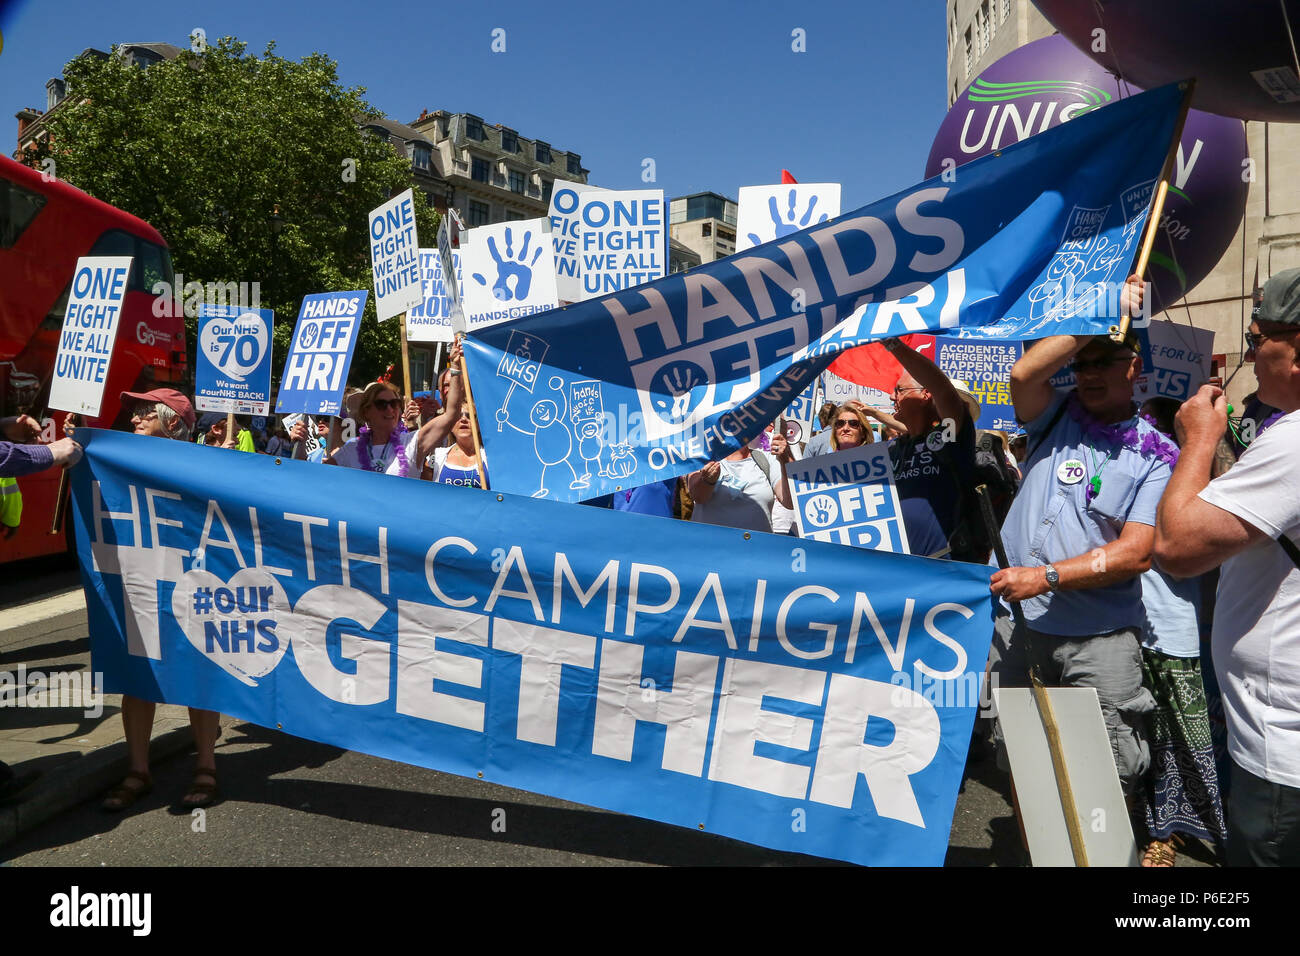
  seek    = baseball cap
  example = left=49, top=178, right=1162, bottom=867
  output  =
left=120, top=387, right=196, bottom=429
left=1258, top=267, right=1300, bottom=326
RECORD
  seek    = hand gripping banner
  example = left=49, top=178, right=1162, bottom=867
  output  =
left=72, top=429, right=995, bottom=866
left=464, top=84, right=1186, bottom=502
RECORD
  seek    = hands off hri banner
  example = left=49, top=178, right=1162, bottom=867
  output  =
left=276, top=292, right=367, bottom=417
left=464, top=84, right=1186, bottom=503
left=72, top=429, right=995, bottom=867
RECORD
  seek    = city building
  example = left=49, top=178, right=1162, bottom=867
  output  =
left=946, top=0, right=1300, bottom=404
left=15, top=42, right=184, bottom=159
left=669, top=191, right=737, bottom=263
left=408, top=109, right=588, bottom=224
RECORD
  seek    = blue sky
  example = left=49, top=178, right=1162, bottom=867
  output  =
left=0, top=0, right=947, bottom=209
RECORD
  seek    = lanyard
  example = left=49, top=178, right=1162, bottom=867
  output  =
left=1085, top=442, right=1113, bottom=499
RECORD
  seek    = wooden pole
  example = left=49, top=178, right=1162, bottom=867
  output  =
left=399, top=314, right=413, bottom=404
left=455, top=334, right=489, bottom=489
left=1113, top=79, right=1196, bottom=343
left=48, top=469, right=69, bottom=535
left=225, top=411, right=235, bottom=446
left=976, top=484, right=1089, bottom=867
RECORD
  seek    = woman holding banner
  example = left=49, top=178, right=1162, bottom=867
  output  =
left=102, top=387, right=225, bottom=812
left=330, top=344, right=464, bottom=476
left=429, top=399, right=488, bottom=488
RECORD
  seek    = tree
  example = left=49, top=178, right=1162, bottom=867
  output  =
left=34, top=36, right=439, bottom=386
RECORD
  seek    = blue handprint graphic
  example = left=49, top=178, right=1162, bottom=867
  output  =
left=747, top=189, right=830, bottom=245
left=472, top=227, right=543, bottom=302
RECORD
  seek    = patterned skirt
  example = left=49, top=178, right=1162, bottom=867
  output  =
left=1136, top=648, right=1227, bottom=844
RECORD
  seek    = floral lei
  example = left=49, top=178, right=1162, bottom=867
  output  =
left=1065, top=393, right=1178, bottom=501
left=357, top=422, right=409, bottom=477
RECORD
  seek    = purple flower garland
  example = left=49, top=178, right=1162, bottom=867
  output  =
left=356, top=423, right=410, bottom=477
left=1065, top=394, right=1179, bottom=502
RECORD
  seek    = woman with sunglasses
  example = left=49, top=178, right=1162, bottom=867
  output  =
left=828, top=404, right=876, bottom=451
left=330, top=343, right=464, bottom=476
left=429, top=401, right=488, bottom=489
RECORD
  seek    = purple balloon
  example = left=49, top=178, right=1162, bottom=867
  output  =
left=926, top=35, right=1248, bottom=312
left=1034, top=0, right=1300, bottom=123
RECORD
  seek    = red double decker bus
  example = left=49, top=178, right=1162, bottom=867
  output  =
left=1, top=154, right=187, bottom=564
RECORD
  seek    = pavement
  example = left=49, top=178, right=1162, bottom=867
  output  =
left=0, top=581, right=232, bottom=849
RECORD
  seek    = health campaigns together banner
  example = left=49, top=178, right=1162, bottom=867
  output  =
left=72, top=428, right=995, bottom=867
left=463, top=84, right=1186, bottom=503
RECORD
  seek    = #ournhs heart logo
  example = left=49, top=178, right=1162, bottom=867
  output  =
left=172, top=567, right=289, bottom=686
left=198, top=311, right=268, bottom=382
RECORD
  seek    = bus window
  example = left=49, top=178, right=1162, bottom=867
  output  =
left=0, top=177, right=47, bottom=248
left=90, top=228, right=174, bottom=291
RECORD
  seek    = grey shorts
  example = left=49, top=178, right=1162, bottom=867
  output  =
left=989, top=609, right=1154, bottom=797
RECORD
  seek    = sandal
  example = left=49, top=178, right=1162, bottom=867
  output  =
left=180, top=767, right=218, bottom=809
left=1141, top=836, right=1180, bottom=867
left=101, top=770, right=152, bottom=812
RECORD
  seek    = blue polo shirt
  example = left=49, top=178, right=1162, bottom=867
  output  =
left=996, top=389, right=1172, bottom=636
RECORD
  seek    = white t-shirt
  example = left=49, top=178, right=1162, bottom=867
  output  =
left=331, top=432, right=421, bottom=478
left=1199, top=409, right=1300, bottom=787
left=690, top=453, right=779, bottom=534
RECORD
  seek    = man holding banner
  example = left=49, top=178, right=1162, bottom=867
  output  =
left=881, top=337, right=979, bottom=560
left=989, top=310, right=1174, bottom=798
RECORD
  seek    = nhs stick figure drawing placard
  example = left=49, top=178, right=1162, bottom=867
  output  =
left=462, top=219, right=559, bottom=330
left=787, top=442, right=910, bottom=554
left=736, top=184, right=841, bottom=252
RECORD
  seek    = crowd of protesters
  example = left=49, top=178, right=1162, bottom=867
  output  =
left=4, top=269, right=1299, bottom=868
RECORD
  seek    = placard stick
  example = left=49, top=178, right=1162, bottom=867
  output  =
left=225, top=412, right=235, bottom=446
left=977, top=484, right=1088, bottom=867
left=455, top=334, right=488, bottom=489
left=49, top=469, right=69, bottom=535
left=1113, top=79, right=1195, bottom=343
left=400, top=314, right=413, bottom=403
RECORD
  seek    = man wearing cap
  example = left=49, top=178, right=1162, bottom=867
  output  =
left=1155, top=267, right=1300, bottom=866
left=881, top=337, right=982, bottom=560
left=989, top=320, right=1174, bottom=798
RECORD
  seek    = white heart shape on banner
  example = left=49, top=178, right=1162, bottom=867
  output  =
left=198, top=311, right=268, bottom=382
left=171, top=567, right=290, bottom=686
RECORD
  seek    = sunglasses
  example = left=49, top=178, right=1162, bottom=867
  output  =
left=1244, top=327, right=1298, bottom=352
left=892, top=385, right=924, bottom=398
left=834, top=418, right=863, bottom=429
left=370, top=398, right=402, bottom=411
left=1070, top=353, right=1133, bottom=374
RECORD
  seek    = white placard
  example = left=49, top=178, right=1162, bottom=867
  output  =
left=368, top=189, right=422, bottom=321
left=48, top=256, right=133, bottom=417
left=436, top=208, right=466, bottom=335
left=407, top=249, right=461, bottom=343
left=786, top=441, right=910, bottom=553
left=1134, top=319, right=1215, bottom=403
left=994, top=686, right=1138, bottom=867
left=461, top=218, right=559, bottom=331
left=576, top=189, right=665, bottom=300
left=548, top=180, right=607, bottom=303
left=736, top=183, right=840, bottom=252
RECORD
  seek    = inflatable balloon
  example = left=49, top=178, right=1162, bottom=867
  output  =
left=1034, top=0, right=1300, bottom=123
left=926, top=34, right=1248, bottom=314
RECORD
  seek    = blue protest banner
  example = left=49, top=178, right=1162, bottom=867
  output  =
left=464, top=85, right=1186, bottom=502
left=71, top=427, right=995, bottom=867
left=276, top=292, right=367, bottom=417
left=195, top=304, right=275, bottom=415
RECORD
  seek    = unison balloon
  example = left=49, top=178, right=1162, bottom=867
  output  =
left=1034, top=0, right=1300, bottom=123
left=926, top=34, right=1248, bottom=314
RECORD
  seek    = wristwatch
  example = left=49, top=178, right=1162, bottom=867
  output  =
left=1044, top=564, right=1060, bottom=591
